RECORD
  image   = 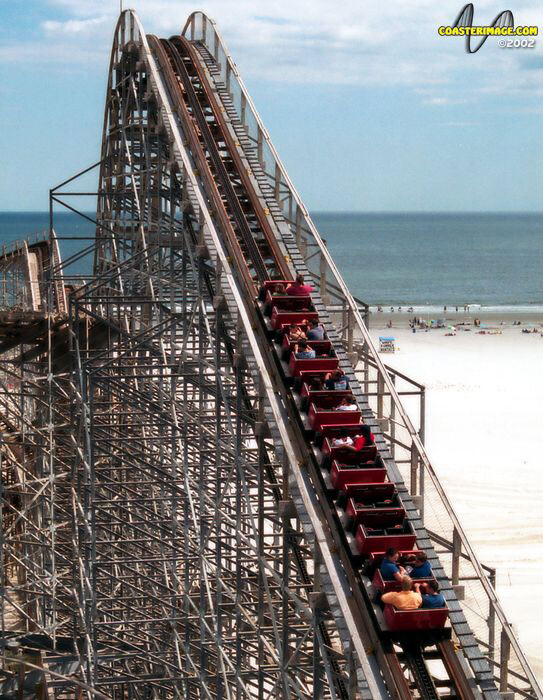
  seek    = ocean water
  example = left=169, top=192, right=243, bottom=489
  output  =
left=1, top=211, right=542, bottom=310
left=313, top=212, right=543, bottom=309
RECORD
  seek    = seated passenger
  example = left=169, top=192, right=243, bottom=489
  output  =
left=324, top=369, right=350, bottom=391
left=417, top=580, right=446, bottom=609
left=272, top=282, right=286, bottom=294
left=335, top=396, right=358, bottom=411
left=286, top=274, right=314, bottom=297
left=307, top=318, right=325, bottom=341
left=288, top=323, right=306, bottom=342
left=380, top=547, right=406, bottom=582
left=310, top=377, right=324, bottom=391
left=351, top=425, right=375, bottom=450
left=295, top=341, right=316, bottom=359
left=381, top=576, right=422, bottom=610
left=407, top=551, right=433, bottom=579
left=331, top=429, right=353, bottom=447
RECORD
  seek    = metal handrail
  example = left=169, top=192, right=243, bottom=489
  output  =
left=182, top=12, right=542, bottom=696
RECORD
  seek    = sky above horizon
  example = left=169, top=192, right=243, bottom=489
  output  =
left=1, top=0, right=543, bottom=212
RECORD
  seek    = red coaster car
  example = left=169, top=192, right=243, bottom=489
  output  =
left=321, top=439, right=377, bottom=465
left=308, top=402, right=361, bottom=431
left=372, top=568, right=435, bottom=593
left=288, top=354, right=338, bottom=378
left=355, top=520, right=416, bottom=555
left=345, top=487, right=404, bottom=527
left=265, top=291, right=313, bottom=311
left=271, top=307, right=319, bottom=331
left=259, top=280, right=293, bottom=300
left=384, top=604, right=448, bottom=631
left=330, top=461, right=387, bottom=488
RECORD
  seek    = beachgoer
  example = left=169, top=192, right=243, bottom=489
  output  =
left=331, top=429, right=353, bottom=447
left=324, top=370, right=350, bottom=391
left=406, top=551, right=432, bottom=579
left=288, top=323, right=306, bottom=342
left=295, top=340, right=316, bottom=359
left=418, top=580, right=446, bottom=609
left=381, top=576, right=422, bottom=610
left=335, top=396, right=358, bottom=412
left=307, top=318, right=325, bottom=341
left=286, top=274, right=313, bottom=297
left=380, top=547, right=406, bottom=582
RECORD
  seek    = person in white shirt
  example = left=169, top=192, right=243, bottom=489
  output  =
left=332, top=429, right=354, bottom=446
left=335, top=396, right=357, bottom=412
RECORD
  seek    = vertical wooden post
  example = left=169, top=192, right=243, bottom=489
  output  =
left=274, top=163, right=281, bottom=206
left=377, top=373, right=384, bottom=420
left=257, top=129, right=264, bottom=169
left=347, top=308, right=354, bottom=356
left=410, top=443, right=418, bottom=495
left=500, top=627, right=511, bottom=693
left=319, top=251, right=327, bottom=303
left=419, top=386, right=426, bottom=445
left=452, top=527, right=461, bottom=586
left=390, top=375, right=396, bottom=460
left=295, top=206, right=302, bottom=250
left=240, top=93, right=247, bottom=132
left=488, top=568, right=497, bottom=662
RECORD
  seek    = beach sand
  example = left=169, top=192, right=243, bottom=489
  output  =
left=367, top=316, right=543, bottom=681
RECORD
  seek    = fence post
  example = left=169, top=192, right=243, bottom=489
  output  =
left=410, top=443, right=418, bottom=495
left=452, top=527, right=461, bottom=586
left=488, top=568, right=497, bottom=662
left=500, top=627, right=511, bottom=693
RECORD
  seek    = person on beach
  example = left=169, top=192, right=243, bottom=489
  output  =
left=406, top=551, right=432, bottom=579
left=287, top=323, right=306, bottom=342
left=331, top=429, right=353, bottom=447
left=419, top=580, right=446, bottom=609
left=294, top=340, right=316, bottom=359
left=380, top=547, right=407, bottom=582
left=307, top=318, right=325, bottom=340
left=381, top=576, right=422, bottom=610
left=287, top=274, right=313, bottom=296
left=324, top=370, right=350, bottom=391
left=335, top=396, right=358, bottom=411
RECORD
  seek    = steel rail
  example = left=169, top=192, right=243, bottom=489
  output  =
left=182, top=12, right=543, bottom=698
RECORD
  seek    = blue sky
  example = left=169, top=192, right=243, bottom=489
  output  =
left=1, top=0, right=543, bottom=211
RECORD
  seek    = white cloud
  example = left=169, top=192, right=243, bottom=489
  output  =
left=4, top=0, right=543, bottom=106
left=42, top=16, right=108, bottom=34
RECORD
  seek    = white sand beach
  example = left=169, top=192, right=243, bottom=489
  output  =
left=368, top=316, right=543, bottom=680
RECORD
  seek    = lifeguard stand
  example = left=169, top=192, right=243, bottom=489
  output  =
left=379, top=336, right=395, bottom=353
